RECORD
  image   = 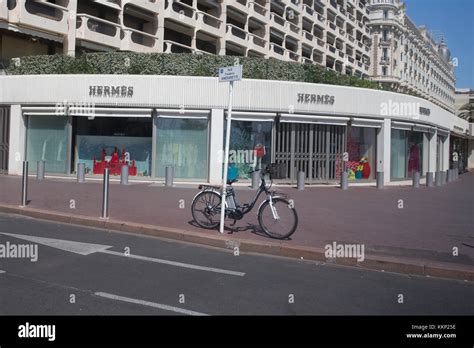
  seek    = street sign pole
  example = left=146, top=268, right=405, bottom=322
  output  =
left=220, top=80, right=234, bottom=234
left=218, top=64, right=242, bottom=234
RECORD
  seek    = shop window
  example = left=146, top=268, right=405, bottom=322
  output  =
left=75, top=117, right=152, bottom=176
left=346, top=127, right=376, bottom=180
left=226, top=120, right=273, bottom=180
left=27, top=116, right=69, bottom=174
left=390, top=129, right=424, bottom=180
left=155, top=117, right=208, bottom=180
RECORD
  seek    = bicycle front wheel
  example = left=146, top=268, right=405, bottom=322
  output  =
left=191, top=190, right=222, bottom=229
left=258, top=198, right=298, bottom=239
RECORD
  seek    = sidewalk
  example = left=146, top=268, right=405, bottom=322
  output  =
left=0, top=172, right=473, bottom=280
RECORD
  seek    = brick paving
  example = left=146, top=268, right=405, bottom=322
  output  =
left=0, top=171, right=473, bottom=267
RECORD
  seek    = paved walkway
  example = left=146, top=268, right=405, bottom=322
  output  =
left=0, top=172, right=473, bottom=269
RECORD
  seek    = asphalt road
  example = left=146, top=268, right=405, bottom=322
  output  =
left=0, top=212, right=473, bottom=315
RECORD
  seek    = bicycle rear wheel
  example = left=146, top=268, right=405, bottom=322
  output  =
left=258, top=198, right=298, bottom=239
left=191, top=190, right=222, bottom=229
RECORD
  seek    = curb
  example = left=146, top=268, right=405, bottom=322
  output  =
left=0, top=204, right=472, bottom=282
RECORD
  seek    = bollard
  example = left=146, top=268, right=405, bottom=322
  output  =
left=435, top=171, right=441, bottom=186
left=454, top=169, right=458, bottom=181
left=426, top=172, right=434, bottom=187
left=121, top=165, right=129, bottom=185
left=447, top=169, right=452, bottom=183
left=441, top=171, right=447, bottom=185
left=20, top=161, right=28, bottom=207
left=412, top=171, right=420, bottom=188
left=297, top=171, right=305, bottom=191
left=101, top=168, right=110, bottom=219
left=165, top=166, right=174, bottom=187
left=376, top=171, right=384, bottom=189
left=340, top=171, right=348, bottom=190
left=36, top=160, right=45, bottom=181
left=252, top=170, right=260, bottom=190
left=77, top=163, right=85, bottom=183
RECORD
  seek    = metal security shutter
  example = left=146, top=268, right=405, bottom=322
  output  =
left=275, top=122, right=346, bottom=184
left=0, top=107, right=10, bottom=174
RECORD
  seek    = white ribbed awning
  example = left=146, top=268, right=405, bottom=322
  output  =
left=350, top=118, right=384, bottom=128
left=225, top=111, right=276, bottom=122
left=156, top=108, right=210, bottom=119
left=279, top=113, right=349, bottom=126
left=391, top=121, right=415, bottom=131
left=70, top=107, right=153, bottom=118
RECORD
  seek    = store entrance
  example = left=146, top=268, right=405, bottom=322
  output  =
left=0, top=107, right=9, bottom=174
left=274, top=122, right=346, bottom=183
left=72, top=117, right=153, bottom=177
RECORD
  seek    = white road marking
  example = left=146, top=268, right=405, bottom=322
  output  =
left=0, top=232, right=112, bottom=255
left=100, top=249, right=245, bottom=276
left=0, top=232, right=245, bottom=276
left=95, top=292, right=208, bottom=316
left=0, top=270, right=5, bottom=274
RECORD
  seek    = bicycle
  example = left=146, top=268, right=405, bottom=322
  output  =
left=191, top=164, right=298, bottom=239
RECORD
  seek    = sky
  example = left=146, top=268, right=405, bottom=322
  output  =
left=403, top=0, right=474, bottom=89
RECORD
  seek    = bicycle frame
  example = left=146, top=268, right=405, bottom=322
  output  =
left=235, top=177, right=271, bottom=215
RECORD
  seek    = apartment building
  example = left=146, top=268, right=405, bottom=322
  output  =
left=0, top=0, right=373, bottom=78
left=367, top=0, right=456, bottom=113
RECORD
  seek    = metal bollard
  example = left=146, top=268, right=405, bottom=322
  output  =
left=121, top=165, right=129, bottom=185
left=447, top=169, right=452, bottom=183
left=435, top=171, right=441, bottom=186
left=252, top=170, right=260, bottom=190
left=412, top=171, right=420, bottom=188
left=441, top=171, right=447, bottom=185
left=101, top=168, right=110, bottom=219
left=376, top=171, right=384, bottom=189
left=165, top=166, right=174, bottom=187
left=426, top=172, right=434, bottom=187
left=20, top=161, right=28, bottom=207
left=340, top=171, right=348, bottom=190
left=77, top=163, right=85, bottom=183
left=36, top=160, right=45, bottom=181
left=297, top=171, right=305, bottom=191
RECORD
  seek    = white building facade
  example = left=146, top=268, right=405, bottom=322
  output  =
left=0, top=74, right=470, bottom=184
left=367, top=0, right=456, bottom=113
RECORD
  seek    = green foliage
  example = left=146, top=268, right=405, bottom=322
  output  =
left=7, top=52, right=384, bottom=91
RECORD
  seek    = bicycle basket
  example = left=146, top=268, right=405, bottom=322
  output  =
left=264, top=163, right=286, bottom=179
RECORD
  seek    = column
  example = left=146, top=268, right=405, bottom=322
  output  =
left=8, top=105, right=26, bottom=176
left=209, top=109, right=224, bottom=185
left=376, top=118, right=391, bottom=183
left=427, top=129, right=437, bottom=174
left=442, top=133, right=450, bottom=171
left=63, top=0, right=78, bottom=57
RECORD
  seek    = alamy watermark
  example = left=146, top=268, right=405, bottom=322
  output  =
left=325, top=242, right=365, bottom=262
left=0, top=242, right=38, bottom=262
left=380, top=100, right=430, bottom=119
left=55, top=100, right=95, bottom=117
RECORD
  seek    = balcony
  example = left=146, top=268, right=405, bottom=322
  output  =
left=248, top=1, right=268, bottom=19
left=163, top=40, right=194, bottom=54
left=270, top=12, right=285, bottom=29
left=330, top=0, right=337, bottom=10
left=226, top=0, right=248, bottom=14
left=347, top=56, right=355, bottom=63
left=196, top=10, right=223, bottom=35
left=302, top=30, right=314, bottom=45
left=379, top=38, right=391, bottom=46
left=226, top=24, right=249, bottom=47
left=316, top=38, right=325, bottom=48
left=76, top=14, right=122, bottom=49
left=122, top=0, right=160, bottom=14
left=346, top=33, right=355, bottom=43
left=316, top=13, right=325, bottom=24
left=9, top=0, right=70, bottom=36
left=303, top=4, right=314, bottom=17
left=122, top=28, right=160, bottom=52
left=379, top=58, right=390, bottom=65
left=248, top=33, right=267, bottom=52
left=163, top=1, right=197, bottom=28
left=364, top=45, right=370, bottom=53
